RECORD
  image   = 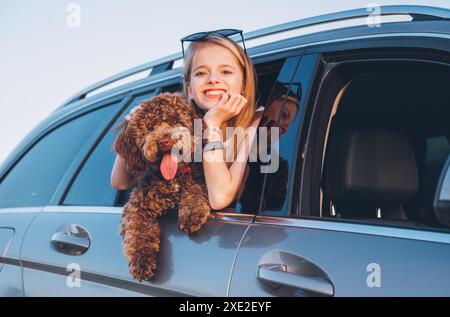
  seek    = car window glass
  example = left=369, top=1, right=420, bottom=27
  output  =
left=64, top=90, right=158, bottom=206
left=423, top=136, right=450, bottom=204
left=237, top=57, right=302, bottom=215
left=318, top=61, right=450, bottom=230
left=0, top=106, right=114, bottom=208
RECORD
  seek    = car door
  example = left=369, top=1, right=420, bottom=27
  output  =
left=230, top=215, right=450, bottom=296
left=0, top=93, right=126, bottom=296
left=229, top=53, right=336, bottom=296
left=229, top=53, right=450, bottom=297
left=0, top=216, right=31, bottom=296
left=18, top=93, right=137, bottom=296
left=20, top=84, right=252, bottom=296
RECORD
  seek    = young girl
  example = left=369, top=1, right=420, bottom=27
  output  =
left=111, top=33, right=261, bottom=210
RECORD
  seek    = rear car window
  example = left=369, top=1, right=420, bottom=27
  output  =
left=0, top=106, right=115, bottom=208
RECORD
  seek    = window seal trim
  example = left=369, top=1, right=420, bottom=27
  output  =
left=42, top=206, right=256, bottom=223
left=254, top=215, right=450, bottom=244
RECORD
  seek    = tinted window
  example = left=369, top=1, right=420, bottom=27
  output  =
left=0, top=106, right=114, bottom=208
left=64, top=90, right=158, bottom=206
left=422, top=136, right=450, bottom=210
left=237, top=56, right=302, bottom=215
left=319, top=62, right=450, bottom=228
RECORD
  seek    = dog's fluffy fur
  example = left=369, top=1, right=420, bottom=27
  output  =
left=114, top=92, right=210, bottom=281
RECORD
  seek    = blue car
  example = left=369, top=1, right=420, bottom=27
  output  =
left=1, top=5, right=450, bottom=296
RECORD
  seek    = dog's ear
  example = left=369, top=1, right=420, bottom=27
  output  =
left=113, top=119, right=146, bottom=176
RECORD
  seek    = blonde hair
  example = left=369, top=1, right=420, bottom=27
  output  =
left=182, top=34, right=257, bottom=132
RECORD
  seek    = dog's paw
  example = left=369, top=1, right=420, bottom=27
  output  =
left=178, top=209, right=210, bottom=234
left=129, top=252, right=158, bottom=281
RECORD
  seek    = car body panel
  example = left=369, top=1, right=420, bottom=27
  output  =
left=0, top=208, right=42, bottom=296
left=229, top=218, right=450, bottom=296
left=20, top=207, right=253, bottom=296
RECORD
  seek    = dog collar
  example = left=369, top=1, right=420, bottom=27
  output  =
left=180, top=166, right=192, bottom=174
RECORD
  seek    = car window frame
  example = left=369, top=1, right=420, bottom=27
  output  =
left=246, top=53, right=323, bottom=218
left=46, top=95, right=129, bottom=206
left=296, top=46, right=450, bottom=234
left=0, top=95, right=126, bottom=209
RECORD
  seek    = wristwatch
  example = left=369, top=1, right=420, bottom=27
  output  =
left=203, top=141, right=224, bottom=152
left=204, top=127, right=223, bottom=140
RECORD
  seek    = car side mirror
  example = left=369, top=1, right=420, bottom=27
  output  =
left=433, top=154, right=450, bottom=226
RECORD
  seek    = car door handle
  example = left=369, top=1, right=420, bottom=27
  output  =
left=257, top=264, right=334, bottom=296
left=51, top=224, right=91, bottom=256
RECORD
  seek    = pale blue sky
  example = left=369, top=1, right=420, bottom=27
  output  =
left=0, top=0, right=449, bottom=164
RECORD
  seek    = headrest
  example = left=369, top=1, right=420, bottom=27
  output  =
left=323, top=129, right=418, bottom=208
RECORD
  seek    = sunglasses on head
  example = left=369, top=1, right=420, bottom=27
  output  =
left=180, top=28, right=247, bottom=59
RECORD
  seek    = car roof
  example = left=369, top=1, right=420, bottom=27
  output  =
left=54, top=5, right=449, bottom=114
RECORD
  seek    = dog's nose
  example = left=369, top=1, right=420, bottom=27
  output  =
left=158, top=137, right=172, bottom=151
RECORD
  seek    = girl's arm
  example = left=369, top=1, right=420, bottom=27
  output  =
left=111, top=155, right=140, bottom=190
left=203, top=113, right=261, bottom=210
left=111, top=104, right=143, bottom=190
left=203, top=134, right=253, bottom=210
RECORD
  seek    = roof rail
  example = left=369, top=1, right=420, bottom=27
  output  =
left=60, top=5, right=449, bottom=108
left=242, top=5, right=449, bottom=44
left=60, top=53, right=181, bottom=107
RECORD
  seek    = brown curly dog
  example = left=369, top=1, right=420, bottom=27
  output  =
left=114, top=92, right=211, bottom=281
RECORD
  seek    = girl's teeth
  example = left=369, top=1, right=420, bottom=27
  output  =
left=206, top=91, right=225, bottom=96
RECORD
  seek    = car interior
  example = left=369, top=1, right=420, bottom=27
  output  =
left=320, top=58, right=450, bottom=229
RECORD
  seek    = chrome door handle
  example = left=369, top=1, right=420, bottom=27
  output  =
left=51, top=224, right=91, bottom=256
left=257, top=264, right=334, bottom=296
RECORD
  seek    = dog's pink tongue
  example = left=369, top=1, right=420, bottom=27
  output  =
left=160, top=153, right=178, bottom=180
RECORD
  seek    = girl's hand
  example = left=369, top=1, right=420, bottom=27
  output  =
left=203, top=93, right=248, bottom=128
left=125, top=104, right=142, bottom=121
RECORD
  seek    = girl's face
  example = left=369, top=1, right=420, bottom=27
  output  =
left=187, top=43, right=244, bottom=112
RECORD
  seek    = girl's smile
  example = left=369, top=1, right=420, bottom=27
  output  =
left=187, top=43, right=244, bottom=111
left=204, top=89, right=227, bottom=99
